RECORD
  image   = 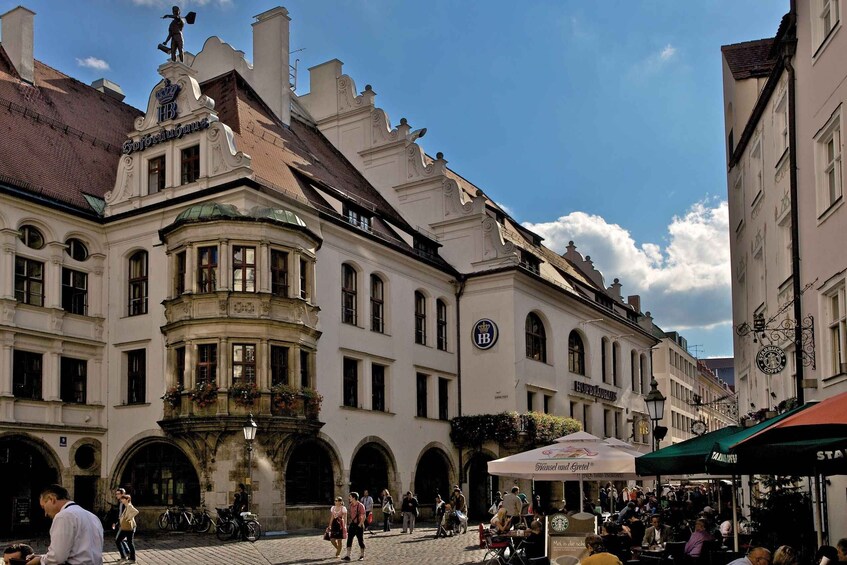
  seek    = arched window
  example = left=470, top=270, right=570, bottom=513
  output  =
left=65, top=238, right=89, bottom=261
left=525, top=313, right=546, bottom=362
left=120, top=443, right=199, bottom=506
left=436, top=299, right=448, bottom=351
left=18, top=225, right=44, bottom=249
left=128, top=251, right=148, bottom=316
left=414, top=291, right=427, bottom=345
left=342, top=264, right=357, bottom=325
left=286, top=442, right=334, bottom=505
left=370, top=275, right=384, bottom=333
left=568, top=331, right=585, bottom=375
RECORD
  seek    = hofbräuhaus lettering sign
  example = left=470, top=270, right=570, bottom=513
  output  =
left=573, top=381, right=617, bottom=402
left=122, top=118, right=211, bottom=155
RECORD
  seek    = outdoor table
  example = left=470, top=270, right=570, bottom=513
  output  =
left=633, top=547, right=666, bottom=565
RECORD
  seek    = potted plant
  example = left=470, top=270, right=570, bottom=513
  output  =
left=161, top=385, right=183, bottom=409
left=271, top=383, right=299, bottom=412
left=300, top=387, right=323, bottom=417
left=230, top=381, right=259, bottom=407
left=189, top=380, right=219, bottom=409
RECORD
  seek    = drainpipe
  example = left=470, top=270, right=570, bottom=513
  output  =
left=454, top=277, right=466, bottom=482
left=784, top=3, right=804, bottom=404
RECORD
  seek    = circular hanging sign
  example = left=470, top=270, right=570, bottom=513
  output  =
left=756, top=345, right=787, bottom=375
left=472, top=318, right=499, bottom=350
left=691, top=420, right=707, bottom=436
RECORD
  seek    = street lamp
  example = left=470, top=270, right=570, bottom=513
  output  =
left=242, top=413, right=258, bottom=511
left=644, top=377, right=667, bottom=491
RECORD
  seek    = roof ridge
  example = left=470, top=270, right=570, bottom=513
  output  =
left=720, top=37, right=775, bottom=51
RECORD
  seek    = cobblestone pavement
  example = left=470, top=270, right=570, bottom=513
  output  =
left=2, top=522, right=491, bottom=564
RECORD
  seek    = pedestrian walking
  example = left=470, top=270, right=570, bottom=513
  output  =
left=327, top=496, right=347, bottom=558
left=400, top=491, right=419, bottom=534
left=380, top=489, right=394, bottom=532
left=116, top=493, right=139, bottom=564
left=361, top=489, right=375, bottom=535
left=27, top=484, right=103, bottom=565
left=343, top=492, right=366, bottom=561
left=112, top=487, right=131, bottom=558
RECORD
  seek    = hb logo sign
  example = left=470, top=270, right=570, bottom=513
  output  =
left=472, top=319, right=498, bottom=350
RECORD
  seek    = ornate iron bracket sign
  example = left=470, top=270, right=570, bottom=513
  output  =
left=735, top=313, right=816, bottom=369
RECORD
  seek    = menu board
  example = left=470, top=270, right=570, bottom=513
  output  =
left=13, top=497, right=30, bottom=525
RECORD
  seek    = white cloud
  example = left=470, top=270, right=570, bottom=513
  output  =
left=522, top=199, right=731, bottom=331
left=660, top=44, right=677, bottom=61
left=76, top=57, right=110, bottom=71
left=495, top=201, right=515, bottom=218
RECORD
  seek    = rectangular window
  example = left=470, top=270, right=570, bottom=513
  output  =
left=127, top=349, right=146, bottom=405
left=583, top=404, right=591, bottom=434
left=180, top=145, right=200, bottom=185
left=817, top=114, right=843, bottom=215
left=828, top=287, right=847, bottom=376
left=604, top=409, right=611, bottom=438
left=174, top=251, right=186, bottom=295
left=300, top=350, right=310, bottom=388
left=343, top=357, right=358, bottom=408
left=438, top=377, right=449, bottom=421
left=196, top=344, right=217, bottom=385
left=820, top=0, right=840, bottom=41
left=416, top=373, right=428, bottom=418
left=148, top=155, right=166, bottom=194
left=232, top=246, right=256, bottom=292
left=372, top=364, right=386, bottom=412
left=175, top=346, right=186, bottom=389
left=527, top=390, right=535, bottom=412
left=437, top=299, right=448, bottom=351
left=570, top=401, right=577, bottom=419
left=61, top=268, right=88, bottom=315
left=299, top=259, right=308, bottom=299
left=543, top=394, right=551, bottom=414
left=345, top=206, right=371, bottom=231
left=271, top=250, right=289, bottom=297
left=60, top=357, right=87, bottom=404
left=271, top=345, right=290, bottom=386
left=612, top=344, right=619, bottom=387
left=615, top=411, right=622, bottom=439
left=232, top=344, right=256, bottom=385
left=13, top=350, right=42, bottom=400
left=14, top=257, right=44, bottom=306
left=197, top=246, right=218, bottom=293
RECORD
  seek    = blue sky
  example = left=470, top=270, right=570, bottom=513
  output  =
left=1, top=0, right=788, bottom=358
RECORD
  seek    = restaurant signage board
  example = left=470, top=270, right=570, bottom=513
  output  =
left=573, top=381, right=617, bottom=402
left=755, top=345, right=787, bottom=375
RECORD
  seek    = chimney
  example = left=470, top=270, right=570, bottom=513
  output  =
left=1, top=6, right=36, bottom=84
left=627, top=295, right=641, bottom=312
left=91, top=78, right=125, bottom=102
left=252, top=7, right=291, bottom=125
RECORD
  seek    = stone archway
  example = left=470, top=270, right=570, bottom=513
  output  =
left=349, top=443, right=392, bottom=501
left=465, top=451, right=498, bottom=520
left=0, top=434, right=61, bottom=537
left=414, top=447, right=451, bottom=507
left=118, top=441, right=200, bottom=507
left=285, top=440, right=335, bottom=505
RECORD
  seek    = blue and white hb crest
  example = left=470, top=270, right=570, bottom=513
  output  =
left=472, top=318, right=498, bottom=350
left=156, top=79, right=182, bottom=123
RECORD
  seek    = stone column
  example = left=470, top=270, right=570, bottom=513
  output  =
left=88, top=256, right=105, bottom=318
left=258, top=339, right=269, bottom=389
left=46, top=245, right=64, bottom=309
left=0, top=236, right=15, bottom=299
left=219, top=240, right=230, bottom=291
left=292, top=346, right=302, bottom=388
left=259, top=240, right=270, bottom=293
left=0, top=336, right=13, bottom=396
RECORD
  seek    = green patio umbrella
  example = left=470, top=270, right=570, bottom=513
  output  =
left=706, top=404, right=811, bottom=475
left=635, top=426, right=742, bottom=475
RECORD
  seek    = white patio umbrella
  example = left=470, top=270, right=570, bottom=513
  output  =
left=487, top=431, right=642, bottom=519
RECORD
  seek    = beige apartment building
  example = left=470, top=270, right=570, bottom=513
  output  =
left=723, top=0, right=847, bottom=541
left=0, top=5, right=665, bottom=535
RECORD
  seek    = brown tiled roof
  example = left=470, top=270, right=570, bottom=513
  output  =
left=721, top=38, right=776, bottom=80
left=200, top=71, right=417, bottom=233
left=0, top=47, right=142, bottom=212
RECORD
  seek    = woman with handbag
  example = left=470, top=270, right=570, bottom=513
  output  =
left=326, top=496, right=347, bottom=558
left=380, top=489, right=394, bottom=532
left=116, top=494, right=139, bottom=564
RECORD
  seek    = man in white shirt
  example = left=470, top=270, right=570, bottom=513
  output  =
left=27, top=484, right=103, bottom=565
left=727, top=547, right=771, bottom=565
left=502, top=486, right=522, bottom=527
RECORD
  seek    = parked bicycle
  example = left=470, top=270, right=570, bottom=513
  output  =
left=157, top=506, right=180, bottom=530
left=215, top=507, right=261, bottom=542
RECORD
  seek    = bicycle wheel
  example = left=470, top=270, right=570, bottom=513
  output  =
left=157, top=512, right=170, bottom=530
left=244, top=520, right=262, bottom=542
left=196, top=512, right=211, bottom=533
left=216, top=520, right=235, bottom=541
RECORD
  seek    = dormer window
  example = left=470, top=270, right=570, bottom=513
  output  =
left=344, top=205, right=371, bottom=232
left=595, top=293, right=613, bottom=310
left=414, top=238, right=437, bottom=260
left=520, top=249, right=540, bottom=275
